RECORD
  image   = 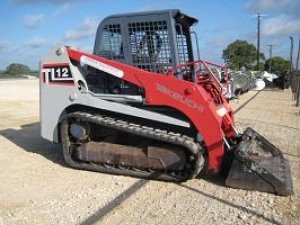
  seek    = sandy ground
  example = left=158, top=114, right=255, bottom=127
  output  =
left=0, top=79, right=299, bottom=225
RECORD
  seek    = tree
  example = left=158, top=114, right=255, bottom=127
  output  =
left=222, top=40, right=265, bottom=70
left=265, top=57, right=291, bottom=74
left=5, top=63, right=31, bottom=75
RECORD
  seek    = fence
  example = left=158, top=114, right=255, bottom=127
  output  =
left=290, top=70, right=300, bottom=107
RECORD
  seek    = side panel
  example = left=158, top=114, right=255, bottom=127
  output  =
left=40, top=46, right=190, bottom=143
left=40, top=46, right=77, bottom=143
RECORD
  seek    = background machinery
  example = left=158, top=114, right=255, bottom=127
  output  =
left=40, top=9, right=292, bottom=195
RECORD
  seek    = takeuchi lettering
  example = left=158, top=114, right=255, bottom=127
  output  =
left=156, top=83, right=204, bottom=113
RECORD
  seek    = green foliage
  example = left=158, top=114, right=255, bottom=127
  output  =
left=5, top=63, right=31, bottom=75
left=222, top=40, right=265, bottom=70
left=0, top=63, right=38, bottom=78
left=265, top=57, right=291, bottom=73
left=257, top=62, right=265, bottom=71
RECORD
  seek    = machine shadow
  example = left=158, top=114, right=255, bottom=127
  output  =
left=79, top=179, right=281, bottom=225
left=77, top=148, right=265, bottom=225
left=177, top=184, right=282, bottom=225
left=80, top=179, right=149, bottom=225
left=0, top=122, right=65, bottom=166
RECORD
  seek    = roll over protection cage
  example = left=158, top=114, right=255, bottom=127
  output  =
left=93, top=9, right=199, bottom=74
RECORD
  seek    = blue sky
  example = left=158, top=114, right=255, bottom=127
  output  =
left=0, top=0, right=299, bottom=70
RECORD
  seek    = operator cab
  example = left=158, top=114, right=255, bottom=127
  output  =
left=87, top=9, right=198, bottom=95
left=94, top=9, right=198, bottom=74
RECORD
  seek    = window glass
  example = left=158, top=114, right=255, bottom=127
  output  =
left=98, top=24, right=124, bottom=60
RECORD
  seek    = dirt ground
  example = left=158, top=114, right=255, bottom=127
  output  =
left=0, top=79, right=299, bottom=225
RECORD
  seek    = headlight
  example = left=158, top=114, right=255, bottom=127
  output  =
left=216, top=106, right=227, bottom=117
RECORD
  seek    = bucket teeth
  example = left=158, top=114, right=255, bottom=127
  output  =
left=226, top=127, right=293, bottom=196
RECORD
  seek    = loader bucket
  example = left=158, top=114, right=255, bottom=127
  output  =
left=226, top=128, right=293, bottom=196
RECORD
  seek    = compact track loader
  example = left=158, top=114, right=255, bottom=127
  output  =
left=40, top=9, right=292, bottom=195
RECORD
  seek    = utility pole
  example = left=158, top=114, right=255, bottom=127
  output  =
left=296, top=38, right=300, bottom=106
left=267, top=44, right=274, bottom=72
left=290, top=36, right=294, bottom=72
left=296, top=38, right=300, bottom=71
left=256, top=12, right=261, bottom=70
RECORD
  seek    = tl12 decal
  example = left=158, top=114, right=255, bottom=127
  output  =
left=42, top=63, right=74, bottom=85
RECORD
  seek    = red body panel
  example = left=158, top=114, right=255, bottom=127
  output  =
left=67, top=48, right=235, bottom=173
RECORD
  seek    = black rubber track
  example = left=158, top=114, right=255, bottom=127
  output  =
left=60, top=111, right=205, bottom=182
